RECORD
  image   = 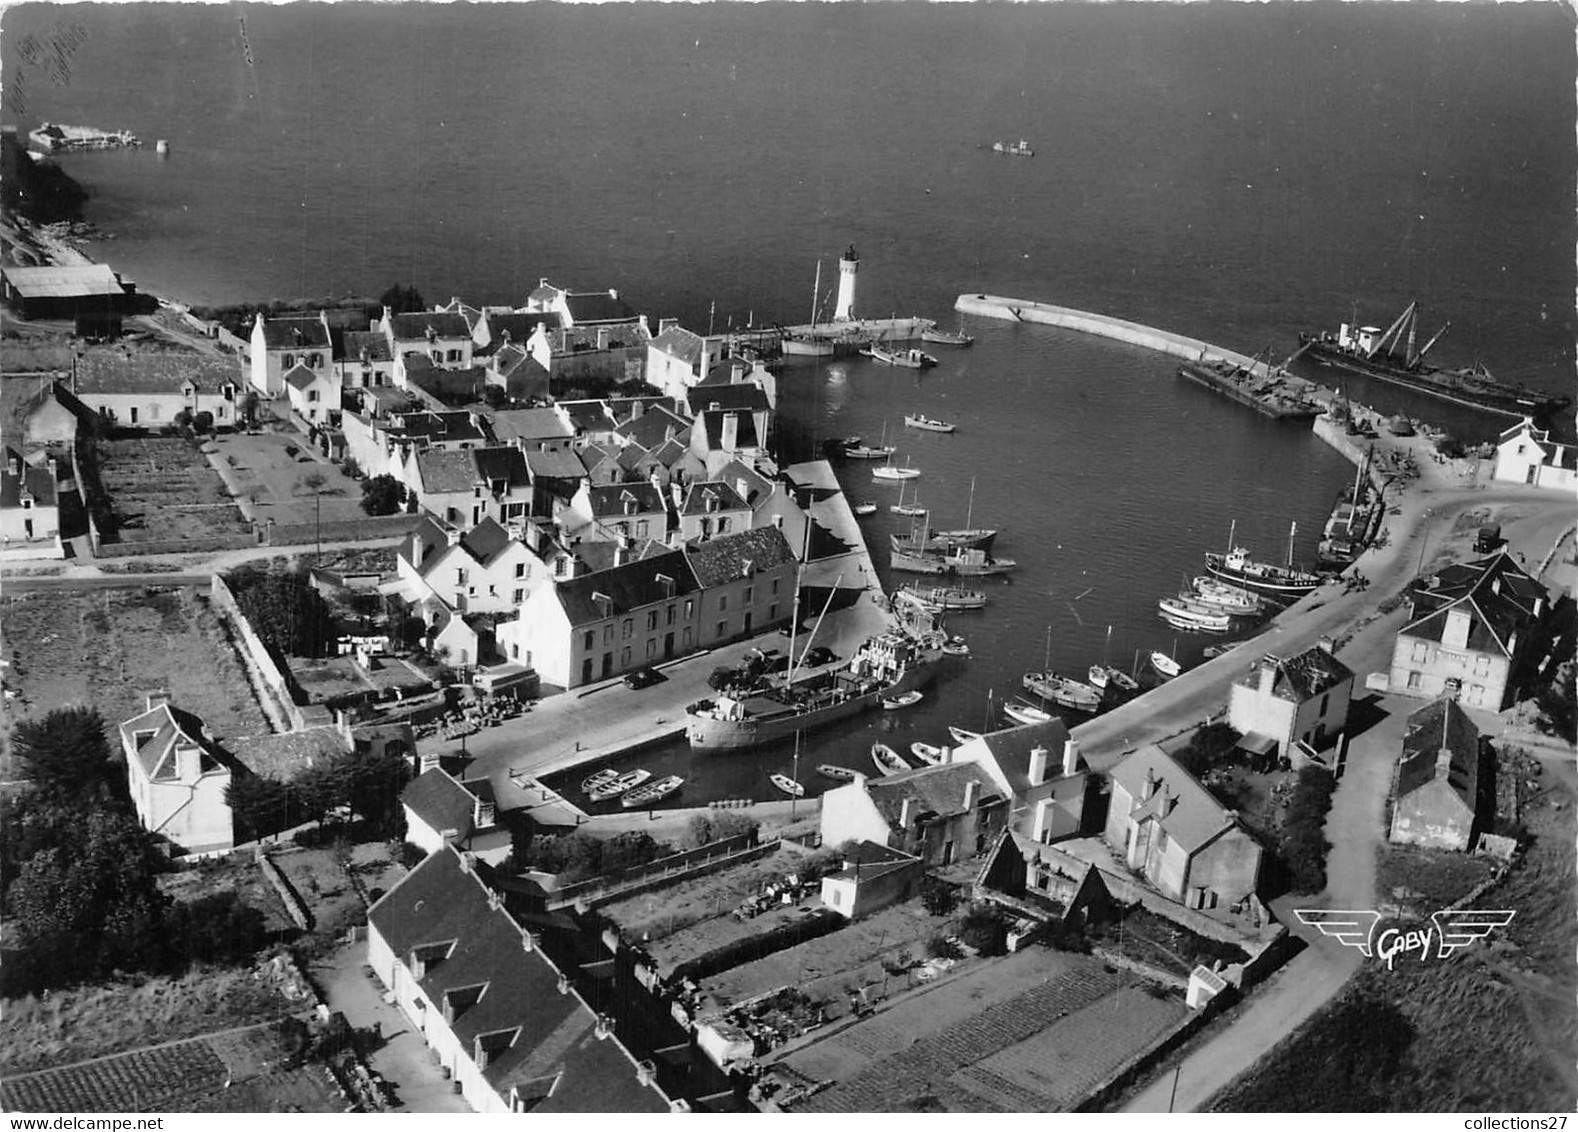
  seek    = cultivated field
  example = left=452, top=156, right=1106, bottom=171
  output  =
left=1, top=586, right=268, bottom=775
left=157, top=856, right=299, bottom=939
left=90, top=436, right=251, bottom=544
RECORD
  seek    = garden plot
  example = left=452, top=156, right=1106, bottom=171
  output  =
left=92, top=436, right=250, bottom=543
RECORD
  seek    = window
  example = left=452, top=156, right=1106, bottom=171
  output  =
left=684, top=599, right=694, bottom=618
left=555, top=558, right=568, bottom=577
left=769, top=602, right=778, bottom=621
left=447, top=349, right=461, bottom=363
left=647, top=610, right=658, bottom=631
left=308, top=390, right=319, bottom=402
left=1406, top=670, right=1421, bottom=690
left=1411, top=641, right=1428, bottom=663
left=1319, top=693, right=1329, bottom=716
left=1473, top=655, right=1490, bottom=676
left=604, top=625, right=614, bottom=645
left=637, top=520, right=649, bottom=538
left=622, top=618, right=633, bottom=640
left=310, top=352, right=323, bottom=369
left=771, top=577, right=780, bottom=595
left=512, top=588, right=524, bottom=604
left=583, top=631, right=594, bottom=650
left=515, top=563, right=526, bottom=578
left=717, top=620, right=728, bottom=639
left=283, top=353, right=296, bottom=369
left=719, top=594, right=728, bottom=612
left=667, top=604, right=675, bottom=626
left=646, top=639, right=657, bottom=658
left=682, top=627, right=693, bottom=648
left=621, top=647, right=631, bottom=667
left=21, top=498, right=31, bottom=510
left=456, top=568, right=469, bottom=584
left=148, top=403, right=161, bottom=421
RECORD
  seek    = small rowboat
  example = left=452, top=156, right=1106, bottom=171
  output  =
left=872, top=742, right=912, bottom=776
left=882, top=690, right=923, bottom=710
left=770, top=773, right=805, bottom=798
left=853, top=502, right=878, bottom=516
left=947, top=725, right=982, bottom=745
left=941, top=636, right=971, bottom=657
left=1003, top=700, right=1053, bottom=725
left=581, top=768, right=620, bottom=794
left=817, top=764, right=860, bottom=782
left=910, top=741, right=947, bottom=765
left=589, top=768, right=650, bottom=801
left=1151, top=652, right=1181, bottom=679
left=621, top=774, right=683, bottom=808
left=904, top=414, right=956, bottom=433
left=1202, top=643, right=1235, bottom=659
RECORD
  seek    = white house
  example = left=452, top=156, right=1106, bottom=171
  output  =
left=382, top=309, right=475, bottom=373
left=1491, top=416, right=1578, bottom=492
left=250, top=311, right=332, bottom=398
left=120, top=692, right=235, bottom=856
left=398, top=515, right=543, bottom=614
left=1226, top=641, right=1354, bottom=759
left=284, top=362, right=341, bottom=426
left=400, top=768, right=511, bottom=865
left=1, top=448, right=61, bottom=547
left=74, top=352, right=242, bottom=431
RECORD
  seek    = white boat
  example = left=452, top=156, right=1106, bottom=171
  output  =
left=591, top=768, right=651, bottom=801
left=904, top=414, right=956, bottom=433
left=864, top=344, right=938, bottom=369
left=941, top=636, right=971, bottom=657
left=770, top=773, right=805, bottom=798
left=1004, top=700, right=1053, bottom=725
left=882, top=689, right=923, bottom=710
left=1157, top=597, right=1231, bottom=633
left=910, top=741, right=947, bottom=765
left=581, top=768, right=620, bottom=794
left=921, top=322, right=974, bottom=347
left=872, top=742, right=912, bottom=776
left=873, top=458, right=921, bottom=482
left=1090, top=664, right=1139, bottom=695
left=947, top=725, right=981, bottom=745
left=1189, top=576, right=1266, bottom=614
left=991, top=138, right=1034, bottom=157
left=843, top=440, right=896, bottom=460
left=890, top=481, right=926, bottom=516
left=817, top=764, right=860, bottom=782
left=1150, top=652, right=1181, bottom=679
left=621, top=774, right=683, bottom=808
left=853, top=502, right=877, bottom=516
left=898, top=584, right=987, bottom=610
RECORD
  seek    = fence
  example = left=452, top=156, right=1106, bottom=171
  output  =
left=266, top=513, right=419, bottom=547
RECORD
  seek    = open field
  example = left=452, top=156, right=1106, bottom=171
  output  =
left=211, top=429, right=368, bottom=527
left=158, top=856, right=299, bottom=939
left=1374, top=843, right=1498, bottom=916
left=269, top=843, right=400, bottom=942
left=1, top=586, right=269, bottom=775
left=89, top=436, right=251, bottom=544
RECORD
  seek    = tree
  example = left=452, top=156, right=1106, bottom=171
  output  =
left=378, top=283, right=426, bottom=315
left=920, top=875, right=959, bottom=917
left=483, top=384, right=508, bottom=408
left=1175, top=721, right=1242, bottom=777
left=959, top=903, right=1009, bottom=956
left=360, top=474, right=407, bottom=516
left=340, top=455, right=362, bottom=480
left=10, top=706, right=119, bottom=799
left=226, top=566, right=334, bottom=657
left=241, top=390, right=261, bottom=428
left=193, top=410, right=214, bottom=434
left=173, top=408, right=194, bottom=433
left=300, top=469, right=328, bottom=495
left=227, top=773, right=295, bottom=843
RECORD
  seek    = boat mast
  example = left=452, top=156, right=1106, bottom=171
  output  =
left=1287, top=521, right=1297, bottom=568
left=965, top=476, right=976, bottom=530
left=1226, top=519, right=1237, bottom=556
left=810, top=260, right=822, bottom=325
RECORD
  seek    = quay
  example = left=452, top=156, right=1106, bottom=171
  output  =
left=781, top=315, right=935, bottom=344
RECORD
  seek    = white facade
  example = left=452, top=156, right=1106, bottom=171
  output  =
left=1492, top=418, right=1578, bottom=493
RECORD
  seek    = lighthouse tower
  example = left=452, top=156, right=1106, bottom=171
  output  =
left=832, top=245, right=859, bottom=322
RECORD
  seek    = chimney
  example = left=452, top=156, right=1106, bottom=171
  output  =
left=521, top=930, right=535, bottom=953
left=722, top=413, right=739, bottom=451
left=636, top=1060, right=657, bottom=1088
left=614, top=539, right=628, bottom=568
left=1435, top=746, right=1455, bottom=780
left=630, top=399, right=645, bottom=419
left=1032, top=797, right=1054, bottom=842
left=1317, top=635, right=1335, bottom=654
left=1028, top=745, right=1050, bottom=786
left=963, top=779, right=979, bottom=811
left=487, top=889, right=502, bottom=911
left=899, top=796, right=914, bottom=829
left=7, top=451, right=21, bottom=477
left=412, top=530, right=427, bottom=563
left=597, top=327, right=611, bottom=351
left=446, top=525, right=462, bottom=547
left=45, top=454, right=58, bottom=479
left=1258, top=656, right=1279, bottom=696
left=1142, top=768, right=1159, bottom=800
left=146, top=689, right=171, bottom=711
left=458, top=851, right=475, bottom=873
left=556, top=972, right=570, bottom=995
left=1062, top=738, right=1080, bottom=777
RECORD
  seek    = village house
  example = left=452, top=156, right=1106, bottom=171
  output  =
left=366, top=846, right=676, bottom=1114
left=1388, top=697, right=1482, bottom=852
left=483, top=344, right=551, bottom=403
left=616, top=401, right=691, bottom=452
left=0, top=448, right=62, bottom=546
left=683, top=381, right=773, bottom=453
left=1491, top=417, right=1578, bottom=493
left=523, top=448, right=592, bottom=525
left=975, top=831, right=1105, bottom=925
left=120, top=692, right=235, bottom=855
left=818, top=841, right=925, bottom=921
left=3, top=378, right=92, bottom=450
left=566, top=481, right=670, bottom=546
left=578, top=443, right=625, bottom=487
left=683, top=525, right=798, bottom=646
left=337, top=329, right=397, bottom=389
left=1103, top=744, right=1264, bottom=915
left=474, top=309, right=562, bottom=361
left=507, top=548, right=701, bottom=688
left=1, top=262, right=140, bottom=331
left=404, top=358, right=491, bottom=409
left=644, top=322, right=723, bottom=401
left=73, top=352, right=243, bottom=431
left=382, top=308, right=475, bottom=372
left=406, top=447, right=488, bottom=527
left=488, top=407, right=576, bottom=453
left=1388, top=549, right=1549, bottom=710
left=284, top=362, right=341, bottom=427
left=820, top=762, right=1008, bottom=868
left=559, top=400, right=624, bottom=448
left=676, top=480, right=752, bottom=545
left=1226, top=640, right=1355, bottom=759
left=401, top=767, right=512, bottom=865
left=249, top=311, right=333, bottom=398
left=949, top=720, right=1090, bottom=844
left=690, top=407, right=762, bottom=477
left=397, top=515, right=542, bottom=614
left=694, top=354, right=778, bottom=412
left=419, top=600, right=491, bottom=670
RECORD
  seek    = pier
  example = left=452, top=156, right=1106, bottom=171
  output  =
left=782, top=316, right=935, bottom=344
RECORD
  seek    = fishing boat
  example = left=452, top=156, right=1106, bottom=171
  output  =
left=1003, top=700, right=1053, bottom=725
left=853, top=502, right=878, bottom=516
left=941, top=636, right=971, bottom=657
left=1158, top=598, right=1232, bottom=633
left=621, top=774, right=683, bottom=808
left=871, top=742, right=912, bottom=776
left=991, top=138, right=1034, bottom=157
left=897, top=584, right=987, bottom=610
left=770, top=773, right=806, bottom=798
left=947, top=725, right=982, bottom=745
left=864, top=344, right=938, bottom=369
left=1205, top=521, right=1323, bottom=597
left=910, top=741, right=947, bottom=765
left=1088, top=665, right=1139, bottom=695
left=817, top=764, right=861, bottom=782
left=685, top=631, right=941, bottom=749
left=903, top=414, right=956, bottom=433
left=882, top=689, right=923, bottom=710
left=581, top=768, right=620, bottom=794
left=889, top=480, right=926, bottom=516
left=1150, top=652, right=1181, bottom=679
left=913, top=476, right=997, bottom=554
left=843, top=439, right=897, bottom=460
left=1202, top=643, right=1236, bottom=659
left=1189, top=576, right=1266, bottom=615
left=590, top=768, right=651, bottom=801
left=1022, top=670, right=1102, bottom=712
left=891, top=545, right=1016, bottom=575
left=921, top=319, right=973, bottom=347
left=873, top=456, right=921, bottom=482
left=1317, top=450, right=1383, bottom=569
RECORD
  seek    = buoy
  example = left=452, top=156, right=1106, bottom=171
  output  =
left=155, top=139, right=169, bottom=155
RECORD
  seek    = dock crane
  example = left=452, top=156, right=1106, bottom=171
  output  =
left=1361, top=301, right=1449, bottom=370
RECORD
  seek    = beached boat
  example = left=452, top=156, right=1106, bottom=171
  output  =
left=1158, top=598, right=1232, bottom=633
left=1022, top=670, right=1102, bottom=712
left=904, top=414, right=956, bottom=433
left=891, top=545, right=1015, bottom=576
left=853, top=502, right=877, bottom=516
left=770, top=773, right=806, bottom=798
left=590, top=768, right=651, bottom=801
left=1004, top=700, right=1053, bottom=725
left=581, top=768, right=620, bottom=794
left=871, top=742, right=912, bottom=776
left=1150, top=652, right=1181, bottom=679
left=910, top=741, right=947, bottom=765
left=864, top=344, right=938, bottom=369
left=685, top=632, right=941, bottom=750
left=817, top=764, right=861, bottom=782
left=947, top=725, right=982, bottom=745
left=882, top=689, right=923, bottom=710
left=897, top=584, right=987, bottom=610
left=621, top=774, right=683, bottom=808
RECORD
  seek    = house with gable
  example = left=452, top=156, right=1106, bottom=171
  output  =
left=484, top=343, right=552, bottom=403
left=398, top=515, right=542, bottom=614
left=284, top=362, right=341, bottom=427
left=559, top=400, right=624, bottom=448
left=684, top=381, right=772, bottom=453
left=645, top=322, right=717, bottom=401
left=74, top=352, right=243, bottom=430
left=3, top=378, right=92, bottom=450
left=949, top=719, right=1089, bottom=844
left=1491, top=416, right=1578, bottom=493
left=121, top=692, right=236, bottom=855
left=567, top=481, right=670, bottom=546
left=683, top=525, right=797, bottom=646
left=1103, top=744, right=1264, bottom=914
left=1388, top=550, right=1550, bottom=710
left=402, top=767, right=512, bottom=865
left=578, top=443, right=625, bottom=487
left=472, top=445, right=534, bottom=528
left=472, top=309, right=562, bottom=359
left=383, top=308, right=475, bottom=372
left=489, top=407, right=575, bottom=454
left=676, top=480, right=752, bottom=544
left=366, top=845, right=676, bottom=1114
left=615, top=400, right=691, bottom=454
left=635, top=436, right=704, bottom=492
left=690, top=408, right=762, bottom=477
left=695, top=354, right=778, bottom=412
left=407, top=447, right=486, bottom=526
left=1, top=448, right=62, bottom=546
left=1388, top=697, right=1482, bottom=852
left=250, top=311, right=333, bottom=397
left=1227, top=640, right=1354, bottom=759
left=820, top=762, right=1008, bottom=868
left=338, top=329, right=397, bottom=389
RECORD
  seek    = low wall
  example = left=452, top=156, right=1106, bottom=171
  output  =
left=564, top=839, right=781, bottom=912
left=257, top=847, right=314, bottom=931
left=267, top=513, right=419, bottom=547
left=103, top=532, right=259, bottom=558
left=209, top=573, right=303, bottom=731
left=552, top=830, right=761, bottom=903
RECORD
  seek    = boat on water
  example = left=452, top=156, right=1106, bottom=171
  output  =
left=904, top=414, right=956, bottom=433
left=1177, top=353, right=1323, bottom=421
left=621, top=774, right=683, bottom=808
left=844, top=440, right=897, bottom=460
left=1004, top=700, right=1053, bottom=725
left=1298, top=302, right=1571, bottom=419
left=685, top=631, right=940, bottom=750
left=1158, top=597, right=1232, bottom=633
left=1206, top=535, right=1322, bottom=597
left=818, top=764, right=861, bottom=782
left=770, top=773, right=806, bottom=798
left=882, top=689, right=923, bottom=710
left=921, top=326, right=974, bottom=347
left=1089, top=665, right=1139, bottom=695
left=897, top=584, right=987, bottom=610
left=581, top=768, right=620, bottom=794
left=947, top=725, right=982, bottom=745
left=891, top=545, right=1016, bottom=576
left=864, top=344, right=939, bottom=369
left=991, top=138, right=1034, bottom=156
left=873, top=456, right=921, bottom=482
left=853, top=502, right=878, bottom=516
left=941, top=635, right=971, bottom=657
left=590, top=768, right=651, bottom=801
left=1022, top=670, right=1101, bottom=712
left=1202, top=643, right=1236, bottom=659
left=910, top=741, right=947, bottom=765
left=872, top=742, right=912, bottom=776
left=1189, top=576, right=1267, bottom=615
left=29, top=123, right=140, bottom=152
left=1150, top=652, right=1181, bottom=679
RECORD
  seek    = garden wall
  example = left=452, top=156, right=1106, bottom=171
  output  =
left=266, top=513, right=419, bottom=547
left=209, top=573, right=305, bottom=731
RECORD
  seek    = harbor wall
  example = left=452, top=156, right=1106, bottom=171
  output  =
left=954, top=294, right=1264, bottom=371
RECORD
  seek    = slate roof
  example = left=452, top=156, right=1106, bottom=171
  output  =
left=564, top=290, right=637, bottom=324
left=683, top=526, right=794, bottom=587
left=402, top=768, right=482, bottom=838
left=3, top=379, right=93, bottom=445
left=645, top=437, right=692, bottom=471
left=687, top=383, right=769, bottom=415
left=650, top=325, right=706, bottom=367
left=573, top=538, right=668, bottom=576
left=398, top=410, right=491, bottom=444
left=525, top=449, right=590, bottom=481
left=2, top=262, right=126, bottom=299
left=366, top=846, right=672, bottom=1113
left=1395, top=697, right=1480, bottom=803
left=119, top=701, right=219, bottom=779
left=554, top=325, right=646, bottom=352
left=697, top=357, right=755, bottom=387
left=1108, top=745, right=1239, bottom=854
left=578, top=444, right=621, bottom=475
left=680, top=480, right=749, bottom=517
left=1, top=450, right=58, bottom=508
left=588, top=482, right=666, bottom=520
left=617, top=404, right=690, bottom=451
left=416, top=448, right=481, bottom=494
left=1236, top=645, right=1353, bottom=703
left=606, top=397, right=671, bottom=425
left=388, top=311, right=472, bottom=341
left=829, top=839, right=921, bottom=882
left=437, top=300, right=483, bottom=331
left=699, top=409, right=759, bottom=450
left=402, top=514, right=450, bottom=569
left=559, top=401, right=620, bottom=436
left=284, top=363, right=320, bottom=391
left=965, top=718, right=1075, bottom=794
left=343, top=330, right=393, bottom=364
left=865, top=763, right=1003, bottom=831
left=489, top=343, right=529, bottom=376
left=711, top=458, right=773, bottom=506
left=230, top=726, right=350, bottom=781
left=472, top=446, right=530, bottom=490
left=489, top=408, right=573, bottom=445
left=459, top=516, right=514, bottom=564
left=74, top=351, right=243, bottom=394
left=1402, top=551, right=1548, bottom=657
left=616, top=442, right=650, bottom=472
left=554, top=550, right=699, bottom=626
left=408, top=365, right=488, bottom=407
left=257, top=314, right=331, bottom=350
left=485, top=311, right=561, bottom=344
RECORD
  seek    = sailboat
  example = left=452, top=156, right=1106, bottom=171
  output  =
left=1089, top=625, right=1139, bottom=695
left=1205, top=519, right=1322, bottom=597
left=844, top=420, right=896, bottom=460
left=1022, top=624, right=1100, bottom=711
left=927, top=476, right=996, bottom=551
left=781, top=261, right=835, bottom=357
left=873, top=454, right=921, bottom=482
left=890, top=480, right=926, bottom=516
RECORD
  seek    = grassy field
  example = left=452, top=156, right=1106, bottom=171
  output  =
left=1, top=586, right=268, bottom=776
left=158, top=856, right=298, bottom=938
left=90, top=436, right=250, bottom=544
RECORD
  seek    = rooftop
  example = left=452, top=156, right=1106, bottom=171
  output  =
left=683, top=525, right=796, bottom=587
left=554, top=549, right=699, bottom=626
left=388, top=311, right=472, bottom=341
left=1109, top=744, right=1241, bottom=854
left=2, top=262, right=126, bottom=299
left=1395, top=696, right=1480, bottom=803
left=257, top=313, right=331, bottom=351
left=74, top=350, right=243, bottom=395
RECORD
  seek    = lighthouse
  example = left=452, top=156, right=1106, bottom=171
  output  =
left=832, top=245, right=859, bottom=322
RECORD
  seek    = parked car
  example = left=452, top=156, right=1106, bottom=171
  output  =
left=624, top=666, right=665, bottom=689
left=803, top=646, right=839, bottom=667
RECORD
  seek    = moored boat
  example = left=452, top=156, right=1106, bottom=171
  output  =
left=621, top=774, right=683, bottom=808
left=871, top=742, right=912, bottom=776
left=891, top=546, right=1015, bottom=576
left=1003, top=700, right=1053, bottom=725
left=843, top=440, right=897, bottom=460
left=921, top=326, right=974, bottom=347
left=897, top=583, right=988, bottom=610
left=873, top=458, right=921, bottom=482
left=770, top=773, right=806, bottom=798
left=591, top=768, right=652, bottom=801
left=910, top=741, right=947, bottom=765
left=1189, top=576, right=1267, bottom=614
left=581, top=768, right=620, bottom=794
left=1022, top=670, right=1101, bottom=712
left=864, top=344, right=939, bottom=369
left=947, top=725, right=982, bottom=745
left=881, top=689, right=923, bottom=710
left=904, top=414, right=956, bottom=433
left=853, top=502, right=878, bottom=516
left=1158, top=598, right=1232, bottom=633
left=1150, top=652, right=1181, bottom=679
left=1206, top=546, right=1322, bottom=597
left=1088, top=664, right=1140, bottom=695
left=817, top=764, right=860, bottom=782
left=991, top=138, right=1034, bottom=157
